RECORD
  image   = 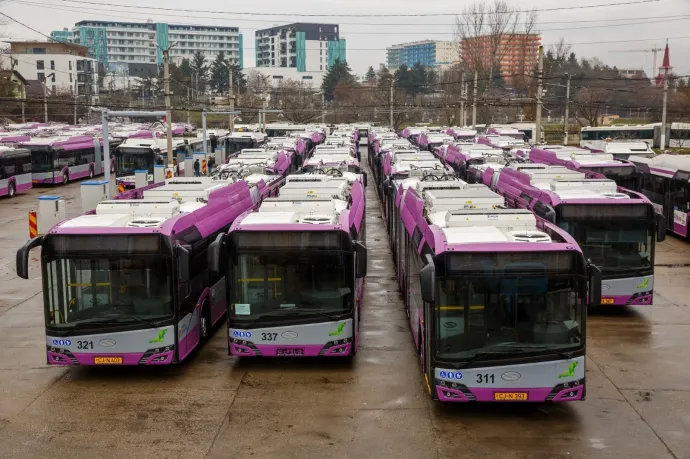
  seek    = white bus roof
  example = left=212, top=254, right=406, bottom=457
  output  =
left=628, top=154, right=690, bottom=178
left=508, top=164, right=628, bottom=199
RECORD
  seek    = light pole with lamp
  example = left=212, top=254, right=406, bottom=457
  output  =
left=42, top=72, right=55, bottom=123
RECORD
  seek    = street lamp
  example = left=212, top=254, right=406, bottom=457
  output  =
left=42, top=72, right=56, bottom=123
left=312, top=91, right=325, bottom=124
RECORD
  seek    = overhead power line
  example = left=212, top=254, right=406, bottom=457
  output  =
left=5, top=0, right=681, bottom=27
left=29, top=0, right=662, bottom=17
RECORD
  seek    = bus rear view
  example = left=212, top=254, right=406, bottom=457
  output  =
left=211, top=174, right=367, bottom=357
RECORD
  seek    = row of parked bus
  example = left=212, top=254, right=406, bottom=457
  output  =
left=368, top=128, right=599, bottom=403
left=16, top=125, right=370, bottom=366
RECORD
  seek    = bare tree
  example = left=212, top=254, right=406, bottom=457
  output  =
left=270, top=79, right=320, bottom=124
left=455, top=0, right=537, bottom=91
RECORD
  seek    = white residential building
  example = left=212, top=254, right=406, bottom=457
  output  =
left=255, top=23, right=346, bottom=73
left=8, top=41, right=99, bottom=97
left=386, top=40, right=457, bottom=69
left=243, top=67, right=324, bottom=88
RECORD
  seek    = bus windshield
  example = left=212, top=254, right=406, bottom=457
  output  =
left=557, top=205, right=654, bottom=274
left=29, top=149, right=55, bottom=172
left=231, top=251, right=352, bottom=322
left=44, top=256, right=174, bottom=330
left=116, top=147, right=154, bottom=177
left=436, top=274, right=585, bottom=361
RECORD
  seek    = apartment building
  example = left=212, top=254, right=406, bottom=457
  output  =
left=386, top=40, right=456, bottom=69
left=459, top=34, right=541, bottom=85
left=50, top=29, right=74, bottom=43
left=8, top=41, right=99, bottom=97
left=61, top=21, right=242, bottom=70
left=255, top=23, right=346, bottom=72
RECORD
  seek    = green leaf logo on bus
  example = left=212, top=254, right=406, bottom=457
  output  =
left=329, top=323, right=346, bottom=336
left=636, top=277, right=650, bottom=289
left=149, top=329, right=168, bottom=344
left=558, top=362, right=578, bottom=379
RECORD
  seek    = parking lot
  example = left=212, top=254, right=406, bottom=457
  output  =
left=1, top=160, right=689, bottom=459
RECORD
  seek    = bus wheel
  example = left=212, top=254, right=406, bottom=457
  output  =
left=200, top=305, right=210, bottom=341
left=7, top=182, right=15, bottom=198
left=88, top=167, right=94, bottom=179
left=62, top=172, right=69, bottom=184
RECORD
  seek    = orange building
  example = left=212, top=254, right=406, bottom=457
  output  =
left=459, top=34, right=541, bottom=85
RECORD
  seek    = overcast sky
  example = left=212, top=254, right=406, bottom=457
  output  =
left=2, top=0, right=689, bottom=78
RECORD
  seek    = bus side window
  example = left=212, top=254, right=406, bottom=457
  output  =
left=533, top=201, right=556, bottom=223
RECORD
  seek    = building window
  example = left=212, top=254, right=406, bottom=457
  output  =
left=37, top=72, right=45, bottom=82
left=70, top=74, right=73, bottom=82
left=33, top=48, right=46, bottom=54
left=51, top=61, right=55, bottom=70
left=302, top=76, right=312, bottom=80
left=69, top=61, right=73, bottom=70
left=36, top=60, right=44, bottom=70
left=52, top=85, right=56, bottom=93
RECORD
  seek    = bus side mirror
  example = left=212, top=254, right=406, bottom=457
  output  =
left=362, top=172, right=367, bottom=187
left=383, top=178, right=393, bottom=196
left=177, top=244, right=191, bottom=283
left=16, top=236, right=43, bottom=280
left=420, top=254, right=436, bottom=303
left=208, top=233, right=227, bottom=275
left=355, top=241, right=367, bottom=278
left=656, top=212, right=666, bottom=242
left=587, top=263, right=602, bottom=306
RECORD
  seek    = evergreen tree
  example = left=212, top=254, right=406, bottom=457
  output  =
left=321, top=59, right=356, bottom=101
left=179, top=58, right=193, bottom=79
left=191, top=51, right=208, bottom=93
left=209, top=52, right=246, bottom=93
left=365, top=66, right=376, bottom=83
left=377, top=66, right=393, bottom=86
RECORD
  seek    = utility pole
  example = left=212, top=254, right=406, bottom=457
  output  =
left=471, top=70, right=478, bottom=128
left=460, top=72, right=465, bottom=128
left=660, top=70, right=669, bottom=150
left=163, top=48, right=173, bottom=167
left=321, top=92, right=325, bottom=124
left=535, top=45, right=544, bottom=146
left=660, top=42, right=671, bottom=151
left=563, top=72, right=571, bottom=146
left=228, top=67, right=235, bottom=133
left=389, top=81, right=394, bottom=129
left=74, top=79, right=78, bottom=125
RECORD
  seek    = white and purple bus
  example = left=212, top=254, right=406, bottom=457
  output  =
left=523, top=145, right=640, bottom=190
left=435, top=143, right=502, bottom=181
left=115, top=138, right=190, bottom=189
left=23, top=136, right=119, bottom=185
left=0, top=147, right=32, bottom=198
left=209, top=173, right=367, bottom=357
left=628, top=154, right=690, bottom=239
left=484, top=163, right=664, bottom=306
left=393, top=181, right=597, bottom=402
left=16, top=174, right=287, bottom=366
left=217, top=148, right=296, bottom=180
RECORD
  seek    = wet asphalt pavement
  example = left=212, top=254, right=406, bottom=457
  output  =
left=0, top=152, right=689, bottom=459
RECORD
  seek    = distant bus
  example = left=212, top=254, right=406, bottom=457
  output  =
left=23, top=136, right=119, bottom=185
left=628, top=154, right=690, bottom=239
left=525, top=145, right=640, bottom=190
left=653, top=122, right=690, bottom=149
left=580, top=125, right=654, bottom=151
left=115, top=138, right=189, bottom=189
left=209, top=174, right=367, bottom=358
left=16, top=175, right=284, bottom=366
left=0, top=147, right=32, bottom=197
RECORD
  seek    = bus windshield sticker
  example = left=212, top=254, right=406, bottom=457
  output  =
left=235, top=304, right=251, bottom=315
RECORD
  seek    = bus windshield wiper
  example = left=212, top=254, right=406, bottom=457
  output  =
left=238, top=308, right=343, bottom=326
left=455, top=350, right=512, bottom=369
left=112, top=316, right=164, bottom=328
left=494, top=343, right=574, bottom=359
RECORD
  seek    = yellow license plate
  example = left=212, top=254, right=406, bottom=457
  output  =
left=494, top=392, right=528, bottom=401
left=601, top=298, right=615, bottom=304
left=94, top=357, right=123, bottom=365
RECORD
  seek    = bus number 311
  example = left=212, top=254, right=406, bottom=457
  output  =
left=476, top=373, right=495, bottom=384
